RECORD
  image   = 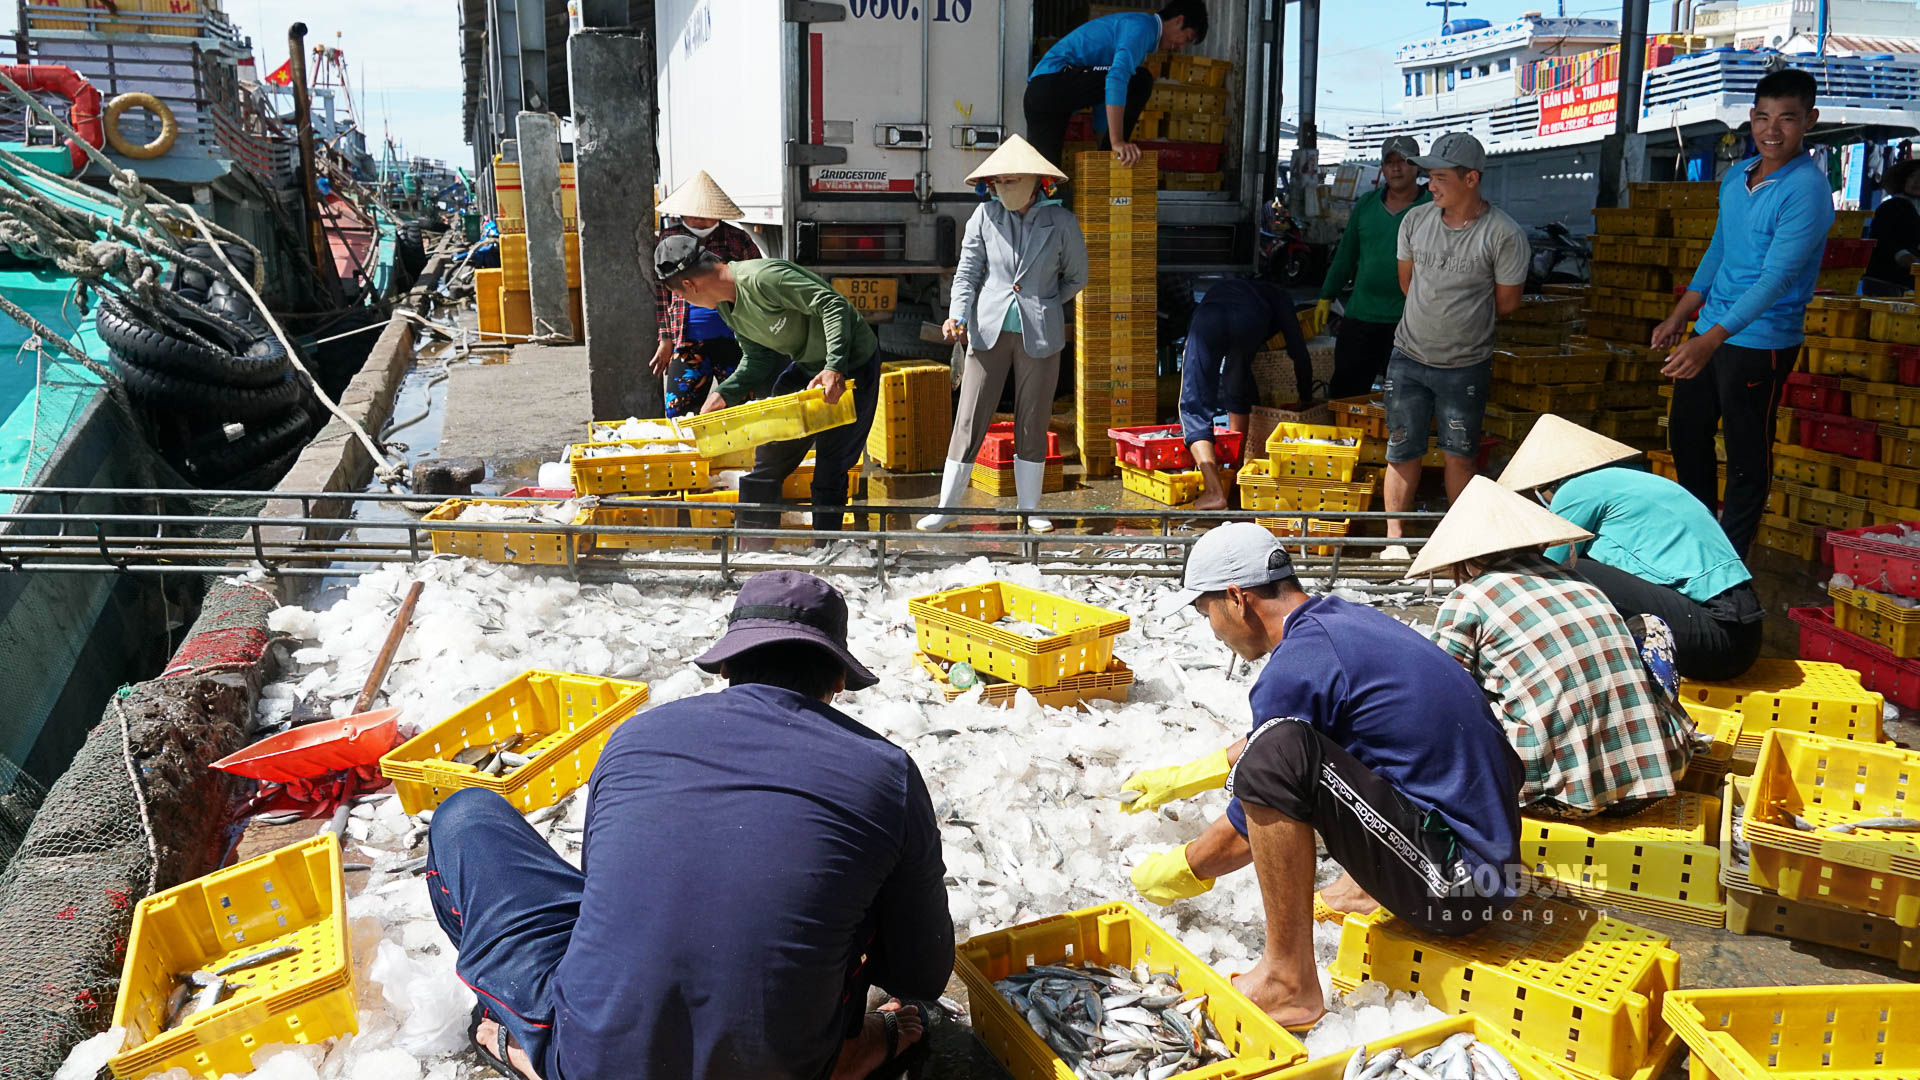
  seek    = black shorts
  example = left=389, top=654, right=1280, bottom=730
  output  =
left=1228, top=718, right=1513, bottom=933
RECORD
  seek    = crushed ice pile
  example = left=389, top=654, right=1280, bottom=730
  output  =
left=452, top=500, right=581, bottom=524
left=588, top=418, right=686, bottom=442
left=1855, top=523, right=1920, bottom=548
left=86, top=556, right=1441, bottom=1078
left=572, top=440, right=699, bottom=457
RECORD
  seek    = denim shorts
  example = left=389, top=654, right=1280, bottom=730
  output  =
left=1383, top=349, right=1491, bottom=464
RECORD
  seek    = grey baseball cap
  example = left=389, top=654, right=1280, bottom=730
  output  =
left=1413, top=131, right=1487, bottom=174
left=1160, top=522, right=1296, bottom=614
left=1380, top=135, right=1420, bottom=162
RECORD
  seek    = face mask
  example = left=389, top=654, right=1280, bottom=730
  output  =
left=684, top=221, right=720, bottom=237
left=993, top=177, right=1038, bottom=212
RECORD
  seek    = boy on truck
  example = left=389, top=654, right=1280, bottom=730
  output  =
left=1024, top=0, right=1209, bottom=168
left=1653, top=67, right=1833, bottom=559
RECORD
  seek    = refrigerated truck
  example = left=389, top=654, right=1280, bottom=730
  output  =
left=654, top=0, right=1283, bottom=323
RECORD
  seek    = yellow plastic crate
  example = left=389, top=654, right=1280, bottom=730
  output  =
left=585, top=498, right=682, bottom=551
left=1830, top=582, right=1920, bottom=657
left=867, top=361, right=951, bottom=472
left=1167, top=53, right=1233, bottom=87
left=1503, top=296, right=1588, bottom=325
left=1626, top=181, right=1717, bottom=210
left=1678, top=659, right=1884, bottom=751
left=1720, top=776, right=1920, bottom=972
left=1119, top=462, right=1232, bottom=505
left=1237, top=460, right=1379, bottom=513
left=1805, top=297, right=1871, bottom=340
left=677, top=383, right=859, bottom=457
left=1668, top=208, right=1719, bottom=239
left=781, top=457, right=866, bottom=501
left=1802, top=335, right=1906, bottom=382
left=1256, top=514, right=1351, bottom=556
left=1744, top=730, right=1920, bottom=926
left=1789, top=491, right=1871, bottom=531
left=1264, top=1014, right=1565, bottom=1080
left=909, top=581, right=1129, bottom=689
left=1864, top=299, right=1920, bottom=345
left=970, top=460, right=1064, bottom=497
left=1755, top=513, right=1820, bottom=560
left=1771, top=443, right=1850, bottom=490
left=1664, top=983, right=1920, bottom=1080
left=1328, top=895, right=1682, bottom=1080
left=567, top=438, right=708, bottom=496
left=422, top=498, right=590, bottom=566
left=955, top=902, right=1307, bottom=1080
left=1162, top=113, right=1227, bottom=143
left=1160, top=169, right=1225, bottom=191
left=1518, top=793, right=1725, bottom=927
left=475, top=267, right=505, bottom=337
left=380, top=671, right=650, bottom=814
left=110, top=835, right=352, bottom=1079
left=1844, top=380, right=1920, bottom=427
left=1679, top=701, right=1745, bottom=795
left=917, top=652, right=1133, bottom=709
left=1593, top=262, right=1673, bottom=292
left=1491, top=381, right=1605, bottom=414
left=1592, top=207, right=1669, bottom=237
left=1831, top=208, right=1874, bottom=239
left=1840, top=458, right=1920, bottom=508
left=1266, top=422, right=1363, bottom=481
left=1491, top=352, right=1610, bottom=383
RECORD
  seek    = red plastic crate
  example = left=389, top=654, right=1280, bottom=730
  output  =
left=503, top=486, right=577, bottom=498
left=1822, top=237, right=1878, bottom=270
left=1798, top=410, right=1879, bottom=460
left=977, top=423, right=1062, bottom=468
left=1107, top=424, right=1245, bottom=469
left=1135, top=140, right=1224, bottom=172
left=1782, top=372, right=1847, bottom=414
left=1792, top=606, right=1920, bottom=708
left=1828, top=520, right=1920, bottom=598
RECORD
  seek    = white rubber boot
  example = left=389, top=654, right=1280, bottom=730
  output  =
left=915, top=458, right=973, bottom=532
left=1013, top=457, right=1054, bottom=533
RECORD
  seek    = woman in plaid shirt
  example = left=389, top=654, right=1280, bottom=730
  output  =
left=1410, top=477, right=1696, bottom=818
left=650, top=173, right=763, bottom=416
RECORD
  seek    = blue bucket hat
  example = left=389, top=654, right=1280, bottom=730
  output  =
left=693, top=570, right=878, bottom=690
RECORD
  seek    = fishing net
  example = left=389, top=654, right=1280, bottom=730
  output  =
left=0, top=579, right=266, bottom=1079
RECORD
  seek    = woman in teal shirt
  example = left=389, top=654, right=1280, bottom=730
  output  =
left=1499, top=414, right=1763, bottom=680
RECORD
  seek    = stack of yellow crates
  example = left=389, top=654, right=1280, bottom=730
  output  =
left=1073, top=151, right=1159, bottom=478
left=481, top=154, right=583, bottom=343
left=1584, top=182, right=1719, bottom=347
left=866, top=361, right=952, bottom=472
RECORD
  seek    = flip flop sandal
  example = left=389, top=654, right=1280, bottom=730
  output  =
left=468, top=1002, right=519, bottom=1078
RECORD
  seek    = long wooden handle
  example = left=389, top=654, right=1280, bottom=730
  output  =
left=352, top=581, right=423, bottom=714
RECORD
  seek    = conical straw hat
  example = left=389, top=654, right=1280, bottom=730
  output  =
left=1405, top=475, right=1593, bottom=579
left=965, top=134, right=1068, bottom=184
left=658, top=170, right=743, bottom=220
left=1497, top=413, right=1641, bottom=492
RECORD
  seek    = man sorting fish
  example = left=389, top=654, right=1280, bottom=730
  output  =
left=424, top=571, right=953, bottom=1080
left=1125, top=524, right=1523, bottom=1029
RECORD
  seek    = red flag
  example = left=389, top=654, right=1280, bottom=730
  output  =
left=264, top=59, right=292, bottom=86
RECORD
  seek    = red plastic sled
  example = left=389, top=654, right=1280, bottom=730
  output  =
left=213, top=708, right=403, bottom=784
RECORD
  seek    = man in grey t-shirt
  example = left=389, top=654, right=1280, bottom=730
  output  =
left=1380, top=132, right=1530, bottom=561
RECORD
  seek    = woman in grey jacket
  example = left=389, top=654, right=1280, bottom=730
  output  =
left=918, top=136, right=1089, bottom=533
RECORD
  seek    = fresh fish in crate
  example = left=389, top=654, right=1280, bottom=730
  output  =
left=991, top=962, right=1231, bottom=1078
left=573, top=440, right=698, bottom=457
left=993, top=617, right=1056, bottom=640
left=1277, top=436, right=1358, bottom=447
left=589, top=418, right=686, bottom=442
left=1344, top=1033, right=1522, bottom=1080
left=456, top=501, right=582, bottom=525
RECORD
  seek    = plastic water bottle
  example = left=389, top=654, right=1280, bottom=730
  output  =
left=949, top=662, right=978, bottom=691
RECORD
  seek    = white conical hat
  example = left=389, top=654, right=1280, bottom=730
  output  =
left=1405, top=475, right=1593, bottom=579
left=1497, top=413, right=1642, bottom=492
left=964, top=134, right=1068, bottom=184
left=657, top=171, right=743, bottom=220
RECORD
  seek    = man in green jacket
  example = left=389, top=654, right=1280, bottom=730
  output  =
left=1314, top=136, right=1432, bottom=399
left=657, top=235, right=885, bottom=536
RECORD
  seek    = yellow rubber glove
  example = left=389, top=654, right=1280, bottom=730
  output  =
left=1310, top=299, right=1332, bottom=338
left=1117, top=747, right=1232, bottom=814
left=1132, top=846, right=1216, bottom=906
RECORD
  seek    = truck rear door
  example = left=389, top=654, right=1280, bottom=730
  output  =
left=804, top=0, right=1014, bottom=200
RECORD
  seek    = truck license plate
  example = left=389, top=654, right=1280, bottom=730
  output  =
left=832, top=277, right=897, bottom=324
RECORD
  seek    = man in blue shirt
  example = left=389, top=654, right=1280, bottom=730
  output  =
left=1025, top=0, right=1208, bottom=168
left=1501, top=414, right=1764, bottom=680
left=426, top=571, right=952, bottom=1080
left=1123, top=524, right=1521, bottom=1030
left=1653, top=68, right=1834, bottom=558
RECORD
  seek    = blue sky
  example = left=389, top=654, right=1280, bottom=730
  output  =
left=4, top=1, right=1663, bottom=164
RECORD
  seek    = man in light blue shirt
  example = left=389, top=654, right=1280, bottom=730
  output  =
left=1025, top=0, right=1207, bottom=168
left=1653, top=68, right=1834, bottom=559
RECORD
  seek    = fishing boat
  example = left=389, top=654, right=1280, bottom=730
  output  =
left=1346, top=10, right=1920, bottom=228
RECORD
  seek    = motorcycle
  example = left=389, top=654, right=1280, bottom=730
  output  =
left=1526, top=221, right=1591, bottom=291
left=1260, top=211, right=1316, bottom=286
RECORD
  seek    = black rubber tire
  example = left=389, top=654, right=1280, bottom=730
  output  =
left=226, top=441, right=306, bottom=491
left=96, top=293, right=289, bottom=389
left=113, top=361, right=305, bottom=422
left=204, top=279, right=267, bottom=334
left=180, top=404, right=312, bottom=485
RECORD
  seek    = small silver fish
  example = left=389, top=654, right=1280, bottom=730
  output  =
left=1828, top=816, right=1920, bottom=833
left=1395, top=1058, right=1443, bottom=1080
left=212, top=944, right=301, bottom=977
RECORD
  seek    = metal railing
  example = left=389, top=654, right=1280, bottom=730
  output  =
left=0, top=486, right=1445, bottom=595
